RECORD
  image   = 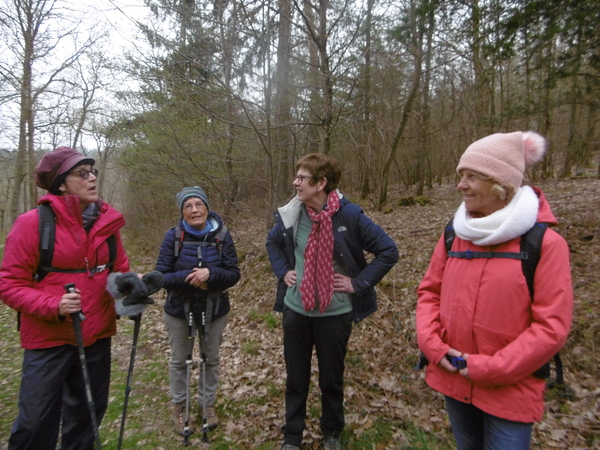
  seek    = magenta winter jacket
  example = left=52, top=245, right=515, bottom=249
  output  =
left=416, top=187, right=573, bottom=423
left=0, top=193, right=129, bottom=350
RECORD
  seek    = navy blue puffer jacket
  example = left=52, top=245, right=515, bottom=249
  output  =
left=266, top=195, right=398, bottom=324
left=156, top=213, right=240, bottom=320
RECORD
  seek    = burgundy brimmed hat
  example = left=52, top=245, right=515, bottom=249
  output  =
left=35, top=147, right=95, bottom=192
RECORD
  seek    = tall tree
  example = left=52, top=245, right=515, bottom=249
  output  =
left=272, top=0, right=294, bottom=202
left=0, top=0, right=102, bottom=223
left=378, top=0, right=426, bottom=207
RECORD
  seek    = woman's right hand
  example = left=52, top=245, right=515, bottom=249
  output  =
left=283, top=270, right=297, bottom=287
left=58, top=288, right=82, bottom=316
left=186, top=267, right=210, bottom=289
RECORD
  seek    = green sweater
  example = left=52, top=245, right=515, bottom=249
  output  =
left=283, top=205, right=353, bottom=317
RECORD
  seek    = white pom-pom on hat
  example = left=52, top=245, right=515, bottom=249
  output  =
left=523, top=131, right=546, bottom=167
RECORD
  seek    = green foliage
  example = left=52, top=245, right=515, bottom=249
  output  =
left=342, top=417, right=451, bottom=450
left=0, top=305, right=21, bottom=441
left=397, top=196, right=432, bottom=207
left=243, top=339, right=260, bottom=355
left=262, top=313, right=279, bottom=330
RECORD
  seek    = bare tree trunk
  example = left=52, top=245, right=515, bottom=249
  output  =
left=359, top=0, right=374, bottom=199
left=470, top=0, right=486, bottom=137
left=6, top=0, right=101, bottom=222
left=559, top=76, right=580, bottom=178
left=539, top=37, right=555, bottom=178
left=303, top=0, right=322, bottom=153
left=27, top=103, right=36, bottom=208
left=581, top=95, right=597, bottom=173
left=9, top=2, right=35, bottom=224
left=316, top=0, right=332, bottom=154
left=219, top=0, right=240, bottom=219
left=378, top=0, right=424, bottom=208
left=416, top=0, right=435, bottom=196
left=273, top=0, right=294, bottom=202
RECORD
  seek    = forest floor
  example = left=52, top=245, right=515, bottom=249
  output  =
left=0, top=177, right=599, bottom=449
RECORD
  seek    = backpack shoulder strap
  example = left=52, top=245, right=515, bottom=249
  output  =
left=175, top=224, right=229, bottom=262
left=36, top=203, right=117, bottom=280
left=215, top=225, right=228, bottom=260
left=520, top=222, right=548, bottom=299
left=107, top=234, right=117, bottom=269
left=36, top=204, right=56, bottom=282
left=519, top=222, right=563, bottom=385
left=443, top=219, right=455, bottom=254
left=215, top=225, right=228, bottom=243
left=174, top=224, right=184, bottom=258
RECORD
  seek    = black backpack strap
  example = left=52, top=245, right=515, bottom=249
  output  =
left=520, top=222, right=563, bottom=385
left=36, top=203, right=117, bottom=280
left=448, top=250, right=528, bottom=260
left=175, top=224, right=229, bottom=261
left=553, top=353, right=564, bottom=385
left=90, top=234, right=117, bottom=274
left=520, top=222, right=548, bottom=299
left=36, top=204, right=57, bottom=282
left=443, top=219, right=455, bottom=253
left=107, top=234, right=117, bottom=268
left=445, top=219, right=539, bottom=265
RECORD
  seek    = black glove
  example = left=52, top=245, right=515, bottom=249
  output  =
left=142, top=271, right=164, bottom=296
left=113, top=272, right=150, bottom=306
left=121, top=271, right=164, bottom=306
left=107, top=271, right=163, bottom=317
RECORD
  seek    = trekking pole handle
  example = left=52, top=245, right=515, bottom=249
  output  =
left=64, top=283, right=85, bottom=321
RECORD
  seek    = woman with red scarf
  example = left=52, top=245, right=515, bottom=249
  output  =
left=266, top=153, right=398, bottom=450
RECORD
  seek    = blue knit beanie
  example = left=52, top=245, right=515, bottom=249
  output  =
left=176, top=186, right=210, bottom=213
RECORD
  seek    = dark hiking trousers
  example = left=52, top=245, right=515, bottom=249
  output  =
left=9, top=337, right=111, bottom=450
left=282, top=307, right=352, bottom=446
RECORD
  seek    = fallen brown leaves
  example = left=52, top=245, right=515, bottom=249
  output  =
left=109, top=178, right=600, bottom=449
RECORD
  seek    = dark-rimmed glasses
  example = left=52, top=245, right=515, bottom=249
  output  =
left=69, top=168, right=98, bottom=180
left=294, top=174, right=314, bottom=183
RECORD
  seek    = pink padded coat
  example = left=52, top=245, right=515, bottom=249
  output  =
left=0, top=193, right=129, bottom=350
left=416, top=187, right=573, bottom=423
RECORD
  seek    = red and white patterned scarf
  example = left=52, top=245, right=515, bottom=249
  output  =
left=300, top=191, right=341, bottom=312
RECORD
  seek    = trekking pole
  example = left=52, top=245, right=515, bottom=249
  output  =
left=199, top=303, right=209, bottom=443
left=117, top=313, right=142, bottom=450
left=182, top=302, right=194, bottom=447
left=64, top=283, right=102, bottom=450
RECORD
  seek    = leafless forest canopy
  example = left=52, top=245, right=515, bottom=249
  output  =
left=0, top=0, right=599, bottom=243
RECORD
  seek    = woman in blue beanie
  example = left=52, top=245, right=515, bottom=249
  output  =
left=155, top=186, right=240, bottom=437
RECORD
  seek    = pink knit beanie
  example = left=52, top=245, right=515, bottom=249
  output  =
left=456, top=131, right=546, bottom=189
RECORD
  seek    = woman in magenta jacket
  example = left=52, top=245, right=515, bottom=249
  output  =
left=416, top=132, right=573, bottom=449
left=0, top=147, right=129, bottom=450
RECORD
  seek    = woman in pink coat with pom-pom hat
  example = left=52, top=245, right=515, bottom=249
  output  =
left=416, top=131, right=573, bottom=449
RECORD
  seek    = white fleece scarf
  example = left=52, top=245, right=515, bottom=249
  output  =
left=453, top=185, right=539, bottom=247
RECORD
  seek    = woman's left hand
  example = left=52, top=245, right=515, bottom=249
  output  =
left=333, top=274, right=355, bottom=293
left=185, top=267, right=210, bottom=289
left=459, top=353, right=470, bottom=379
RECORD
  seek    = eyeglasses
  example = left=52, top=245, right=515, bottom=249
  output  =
left=294, top=174, right=314, bottom=183
left=183, top=201, right=207, bottom=211
left=69, top=168, right=98, bottom=180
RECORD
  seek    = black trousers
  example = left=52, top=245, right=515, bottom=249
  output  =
left=282, top=307, right=352, bottom=446
left=9, top=337, right=111, bottom=450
